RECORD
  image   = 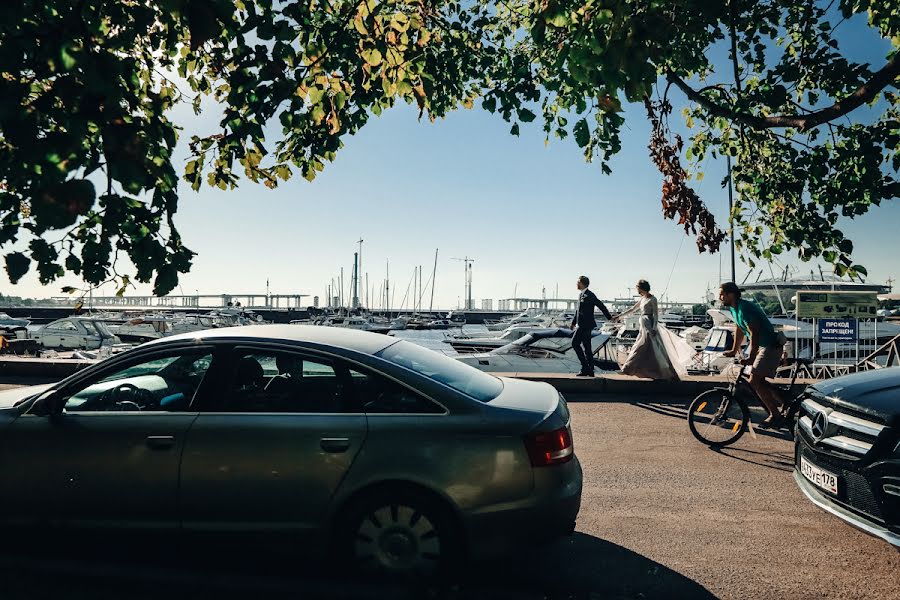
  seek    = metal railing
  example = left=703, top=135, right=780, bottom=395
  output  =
left=855, top=333, right=900, bottom=371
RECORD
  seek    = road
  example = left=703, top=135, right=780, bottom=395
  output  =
left=0, top=391, right=897, bottom=599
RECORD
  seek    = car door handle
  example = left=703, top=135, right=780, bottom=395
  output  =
left=320, top=438, right=351, bottom=453
left=145, top=436, right=176, bottom=450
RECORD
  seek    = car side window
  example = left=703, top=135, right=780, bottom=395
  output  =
left=63, top=351, right=214, bottom=413
left=57, top=320, right=78, bottom=331
left=219, top=350, right=351, bottom=413
left=349, top=368, right=444, bottom=414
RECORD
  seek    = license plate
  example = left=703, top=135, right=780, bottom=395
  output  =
left=800, top=456, right=838, bottom=495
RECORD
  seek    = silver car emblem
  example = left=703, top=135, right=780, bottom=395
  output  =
left=811, top=410, right=831, bottom=442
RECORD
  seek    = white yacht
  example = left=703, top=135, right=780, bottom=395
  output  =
left=445, top=324, right=550, bottom=354
left=0, top=312, right=30, bottom=329
left=455, top=328, right=616, bottom=374
left=315, top=315, right=392, bottom=334
left=109, top=315, right=177, bottom=343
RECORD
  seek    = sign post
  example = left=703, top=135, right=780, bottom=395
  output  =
left=818, top=318, right=859, bottom=343
left=796, top=291, right=877, bottom=370
left=796, top=291, right=878, bottom=319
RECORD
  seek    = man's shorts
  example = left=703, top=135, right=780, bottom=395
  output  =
left=752, top=344, right=783, bottom=379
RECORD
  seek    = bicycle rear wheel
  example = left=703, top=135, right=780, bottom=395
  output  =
left=688, top=388, right=750, bottom=447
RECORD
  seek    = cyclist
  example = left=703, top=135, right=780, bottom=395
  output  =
left=719, top=282, right=787, bottom=428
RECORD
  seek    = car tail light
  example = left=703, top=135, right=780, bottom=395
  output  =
left=524, top=426, right=574, bottom=467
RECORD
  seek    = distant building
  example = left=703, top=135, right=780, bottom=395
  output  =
left=481, top=299, right=493, bottom=311
left=498, top=299, right=511, bottom=311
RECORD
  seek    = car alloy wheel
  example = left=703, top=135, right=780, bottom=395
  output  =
left=339, top=489, right=460, bottom=578
left=354, top=503, right=441, bottom=575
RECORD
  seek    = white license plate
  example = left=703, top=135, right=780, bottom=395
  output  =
left=800, top=456, right=838, bottom=495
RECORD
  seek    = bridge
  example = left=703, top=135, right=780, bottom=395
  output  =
left=49, top=292, right=311, bottom=309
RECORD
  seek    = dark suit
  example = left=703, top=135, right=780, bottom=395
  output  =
left=571, top=288, right=612, bottom=374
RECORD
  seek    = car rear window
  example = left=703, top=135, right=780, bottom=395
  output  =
left=376, top=341, right=503, bottom=402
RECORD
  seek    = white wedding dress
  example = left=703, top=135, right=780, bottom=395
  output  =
left=620, top=295, right=689, bottom=380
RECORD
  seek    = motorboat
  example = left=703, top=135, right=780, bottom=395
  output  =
left=109, top=315, right=176, bottom=343
left=389, top=316, right=409, bottom=330
left=482, top=309, right=558, bottom=332
left=455, top=328, right=617, bottom=374
left=317, top=315, right=392, bottom=334
left=0, top=312, right=30, bottom=328
left=32, top=317, right=119, bottom=350
left=444, top=323, right=550, bottom=354
left=446, top=311, right=467, bottom=325
left=681, top=326, right=711, bottom=352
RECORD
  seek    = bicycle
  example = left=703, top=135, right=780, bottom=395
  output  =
left=686, top=357, right=812, bottom=448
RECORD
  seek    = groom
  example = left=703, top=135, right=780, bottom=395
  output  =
left=571, top=275, right=612, bottom=377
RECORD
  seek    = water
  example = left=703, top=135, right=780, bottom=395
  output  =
left=387, top=325, right=490, bottom=356
left=21, top=322, right=490, bottom=358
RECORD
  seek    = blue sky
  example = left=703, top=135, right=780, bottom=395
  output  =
left=5, top=12, right=899, bottom=308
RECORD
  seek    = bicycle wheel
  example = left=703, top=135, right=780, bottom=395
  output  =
left=688, top=388, right=750, bottom=447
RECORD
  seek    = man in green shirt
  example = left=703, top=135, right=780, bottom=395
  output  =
left=719, top=282, right=786, bottom=428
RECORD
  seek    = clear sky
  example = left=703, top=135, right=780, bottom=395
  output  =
left=5, top=13, right=899, bottom=308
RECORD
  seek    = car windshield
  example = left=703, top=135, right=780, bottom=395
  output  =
left=376, top=340, right=503, bottom=402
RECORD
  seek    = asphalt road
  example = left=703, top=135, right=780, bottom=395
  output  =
left=0, top=391, right=897, bottom=599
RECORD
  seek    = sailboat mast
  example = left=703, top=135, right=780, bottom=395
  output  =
left=430, top=248, right=438, bottom=313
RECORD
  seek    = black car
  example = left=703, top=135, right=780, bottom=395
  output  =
left=794, top=368, right=900, bottom=547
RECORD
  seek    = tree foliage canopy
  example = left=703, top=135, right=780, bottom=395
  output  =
left=1, top=0, right=897, bottom=294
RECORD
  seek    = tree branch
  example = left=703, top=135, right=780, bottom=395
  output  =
left=666, top=55, right=900, bottom=131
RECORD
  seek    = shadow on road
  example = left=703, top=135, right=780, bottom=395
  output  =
left=0, top=531, right=717, bottom=600
left=714, top=447, right=795, bottom=472
left=633, top=401, right=690, bottom=420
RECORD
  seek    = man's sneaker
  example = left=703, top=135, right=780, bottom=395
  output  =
left=576, top=372, right=595, bottom=378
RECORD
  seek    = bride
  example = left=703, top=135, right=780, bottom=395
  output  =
left=614, top=279, right=684, bottom=380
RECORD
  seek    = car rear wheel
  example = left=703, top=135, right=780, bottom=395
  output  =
left=337, top=489, right=461, bottom=578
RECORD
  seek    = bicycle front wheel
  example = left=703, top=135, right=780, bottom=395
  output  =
left=688, top=388, right=749, bottom=447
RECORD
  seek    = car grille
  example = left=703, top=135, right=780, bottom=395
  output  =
left=797, top=394, right=885, bottom=459
left=798, top=438, right=884, bottom=522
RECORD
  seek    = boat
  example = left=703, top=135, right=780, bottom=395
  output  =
left=455, top=328, right=616, bottom=374
left=482, top=308, right=549, bottom=331
left=32, top=317, right=119, bottom=350
left=680, top=326, right=711, bottom=352
left=0, top=312, right=30, bottom=328
left=109, top=315, right=177, bottom=343
left=314, top=315, right=392, bottom=334
left=389, top=316, right=409, bottom=330
left=446, top=311, right=467, bottom=325
left=444, top=323, right=553, bottom=354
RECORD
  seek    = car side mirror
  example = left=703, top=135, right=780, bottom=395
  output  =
left=31, top=389, right=65, bottom=417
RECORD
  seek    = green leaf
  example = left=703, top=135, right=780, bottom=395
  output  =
left=573, top=119, right=590, bottom=148
left=30, top=179, right=96, bottom=230
left=518, top=108, right=536, bottom=123
left=547, top=14, right=569, bottom=28
left=4, top=252, right=30, bottom=284
left=362, top=48, right=382, bottom=66
left=510, top=123, right=520, bottom=136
